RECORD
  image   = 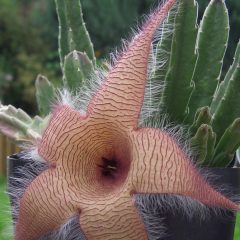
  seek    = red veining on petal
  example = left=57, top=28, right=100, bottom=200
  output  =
left=87, top=0, right=176, bottom=129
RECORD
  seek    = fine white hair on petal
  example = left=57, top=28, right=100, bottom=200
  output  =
left=39, top=214, right=86, bottom=240
left=56, top=64, right=108, bottom=116
left=7, top=151, right=48, bottom=227
left=56, top=88, right=78, bottom=110
left=140, top=111, right=196, bottom=167
left=22, top=147, right=46, bottom=163
left=139, top=1, right=178, bottom=126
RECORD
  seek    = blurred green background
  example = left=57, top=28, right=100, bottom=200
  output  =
left=0, top=0, right=239, bottom=239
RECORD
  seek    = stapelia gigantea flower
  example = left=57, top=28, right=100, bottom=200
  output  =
left=15, top=0, right=239, bottom=239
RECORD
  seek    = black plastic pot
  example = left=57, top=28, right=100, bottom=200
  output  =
left=161, top=168, right=240, bottom=240
left=7, top=153, right=240, bottom=240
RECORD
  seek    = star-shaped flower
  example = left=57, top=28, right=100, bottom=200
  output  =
left=15, top=0, right=239, bottom=239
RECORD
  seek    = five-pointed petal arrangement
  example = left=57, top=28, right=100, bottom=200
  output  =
left=15, top=0, right=239, bottom=239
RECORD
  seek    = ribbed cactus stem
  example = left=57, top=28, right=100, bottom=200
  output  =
left=55, top=0, right=96, bottom=69
left=212, top=118, right=240, bottom=167
left=190, top=124, right=210, bottom=164
left=210, top=40, right=240, bottom=114
left=63, top=50, right=94, bottom=92
left=55, top=0, right=69, bottom=68
left=211, top=64, right=240, bottom=142
left=203, top=126, right=216, bottom=166
left=160, top=0, right=198, bottom=123
left=186, top=0, right=229, bottom=123
left=189, top=106, right=212, bottom=137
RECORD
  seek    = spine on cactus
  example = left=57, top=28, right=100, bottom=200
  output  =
left=186, top=0, right=229, bottom=123
left=55, top=0, right=96, bottom=70
left=160, top=0, right=198, bottom=123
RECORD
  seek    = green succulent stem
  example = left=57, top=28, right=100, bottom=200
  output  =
left=63, top=51, right=94, bottom=92
left=190, top=124, right=209, bottom=164
left=186, top=0, right=229, bottom=123
left=202, top=127, right=216, bottom=166
left=189, top=106, right=212, bottom=137
left=211, top=64, right=240, bottom=142
left=210, top=40, right=240, bottom=114
left=55, top=0, right=96, bottom=69
left=160, top=0, right=198, bottom=123
left=35, top=75, right=56, bottom=116
left=212, top=118, right=240, bottom=167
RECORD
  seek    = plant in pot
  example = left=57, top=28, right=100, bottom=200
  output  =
left=0, top=0, right=240, bottom=239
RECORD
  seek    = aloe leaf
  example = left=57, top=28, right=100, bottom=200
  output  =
left=186, top=0, right=229, bottom=123
left=189, top=106, right=212, bottom=137
left=190, top=124, right=209, bottom=164
left=211, top=64, right=240, bottom=142
left=55, top=0, right=96, bottom=69
left=63, top=51, right=94, bottom=91
left=210, top=40, right=240, bottom=114
left=212, top=118, right=240, bottom=167
left=35, top=75, right=56, bottom=116
left=160, top=0, right=198, bottom=123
